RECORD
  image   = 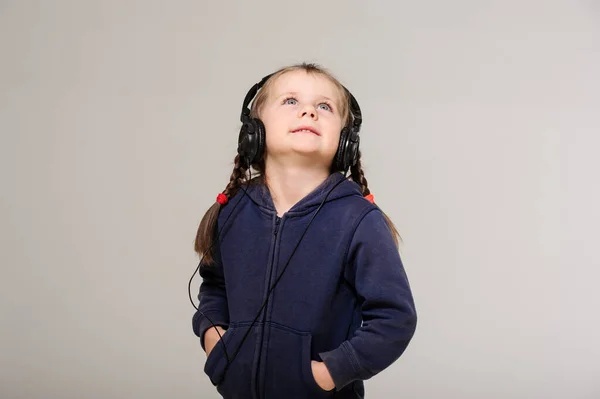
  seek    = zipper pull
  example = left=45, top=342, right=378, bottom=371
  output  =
left=274, top=216, right=281, bottom=236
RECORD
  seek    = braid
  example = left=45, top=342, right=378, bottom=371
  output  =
left=350, top=151, right=370, bottom=197
left=350, top=151, right=402, bottom=247
left=195, top=154, right=248, bottom=264
left=222, top=155, right=248, bottom=200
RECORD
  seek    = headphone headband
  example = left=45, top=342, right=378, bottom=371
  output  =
left=240, top=73, right=273, bottom=123
left=346, top=88, right=362, bottom=131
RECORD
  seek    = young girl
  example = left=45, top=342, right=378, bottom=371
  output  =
left=192, top=63, right=417, bottom=398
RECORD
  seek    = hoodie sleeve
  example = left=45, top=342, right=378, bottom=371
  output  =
left=191, top=237, right=230, bottom=351
left=318, top=208, right=417, bottom=389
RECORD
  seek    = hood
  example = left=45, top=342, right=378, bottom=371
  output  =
left=241, top=172, right=363, bottom=215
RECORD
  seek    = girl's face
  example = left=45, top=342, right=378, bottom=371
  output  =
left=259, top=70, right=344, bottom=168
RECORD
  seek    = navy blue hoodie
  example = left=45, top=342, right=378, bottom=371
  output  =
left=192, top=172, right=417, bottom=398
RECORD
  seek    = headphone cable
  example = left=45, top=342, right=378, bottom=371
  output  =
left=215, top=171, right=348, bottom=385
left=188, top=166, right=256, bottom=366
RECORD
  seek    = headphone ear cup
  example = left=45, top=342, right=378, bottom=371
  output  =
left=237, top=118, right=266, bottom=168
left=334, top=127, right=360, bottom=172
left=237, top=122, right=252, bottom=167
left=253, top=118, right=266, bottom=164
left=346, top=129, right=360, bottom=169
left=334, top=127, right=349, bottom=172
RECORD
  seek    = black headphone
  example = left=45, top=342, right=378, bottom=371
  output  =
left=237, top=73, right=363, bottom=173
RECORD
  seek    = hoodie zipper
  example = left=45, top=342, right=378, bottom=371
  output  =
left=255, top=215, right=281, bottom=399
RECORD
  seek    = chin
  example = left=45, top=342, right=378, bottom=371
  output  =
left=293, top=147, right=336, bottom=164
left=289, top=137, right=332, bottom=152
left=289, top=143, right=328, bottom=157
left=291, top=142, right=318, bottom=151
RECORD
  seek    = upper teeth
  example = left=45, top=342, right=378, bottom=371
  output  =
left=297, top=129, right=313, bottom=133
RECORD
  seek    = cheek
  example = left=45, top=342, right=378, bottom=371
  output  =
left=324, top=120, right=343, bottom=146
left=264, top=118, right=283, bottom=133
left=325, top=132, right=341, bottom=155
left=263, top=119, right=288, bottom=150
left=261, top=108, right=289, bottom=133
left=261, top=112, right=279, bottom=136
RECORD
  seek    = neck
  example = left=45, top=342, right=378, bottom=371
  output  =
left=264, top=158, right=330, bottom=217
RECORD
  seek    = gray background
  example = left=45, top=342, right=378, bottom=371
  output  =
left=1, top=1, right=599, bottom=398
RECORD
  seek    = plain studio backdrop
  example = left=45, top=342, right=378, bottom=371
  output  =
left=1, top=1, right=599, bottom=398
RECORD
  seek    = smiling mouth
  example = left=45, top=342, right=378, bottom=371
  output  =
left=291, top=127, right=320, bottom=136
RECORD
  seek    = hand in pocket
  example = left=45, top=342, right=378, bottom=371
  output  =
left=204, top=326, right=226, bottom=357
left=311, top=360, right=335, bottom=391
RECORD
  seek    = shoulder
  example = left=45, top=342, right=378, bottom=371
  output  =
left=333, top=181, right=379, bottom=220
left=217, top=179, right=267, bottom=220
left=336, top=195, right=395, bottom=247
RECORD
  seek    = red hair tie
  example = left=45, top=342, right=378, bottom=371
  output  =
left=364, top=193, right=375, bottom=203
left=216, top=193, right=228, bottom=205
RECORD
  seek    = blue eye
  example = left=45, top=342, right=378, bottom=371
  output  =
left=282, top=97, right=334, bottom=112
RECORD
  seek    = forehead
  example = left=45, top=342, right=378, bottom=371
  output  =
left=269, top=70, right=342, bottom=102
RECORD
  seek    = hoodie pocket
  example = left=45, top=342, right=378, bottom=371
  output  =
left=204, top=324, right=258, bottom=398
left=263, top=325, right=334, bottom=398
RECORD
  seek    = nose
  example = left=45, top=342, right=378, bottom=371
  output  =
left=298, top=104, right=318, bottom=120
